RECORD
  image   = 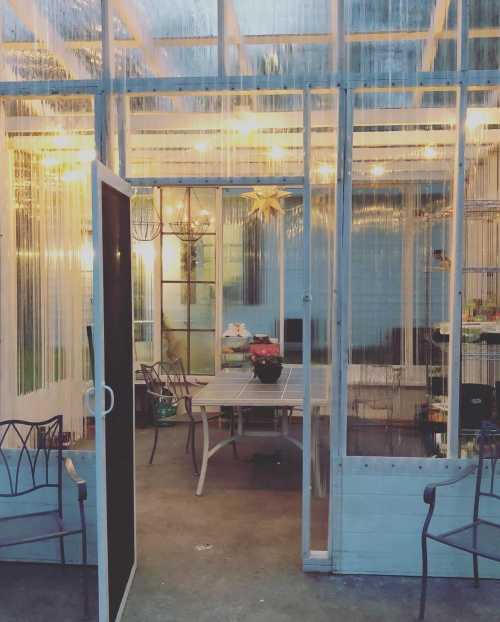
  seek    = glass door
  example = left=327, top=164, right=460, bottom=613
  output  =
left=91, top=161, right=136, bottom=622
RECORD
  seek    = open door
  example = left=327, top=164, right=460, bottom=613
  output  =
left=91, top=161, right=136, bottom=622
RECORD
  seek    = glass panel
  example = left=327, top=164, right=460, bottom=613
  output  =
left=222, top=187, right=281, bottom=343
left=112, top=0, right=217, bottom=79
left=460, top=88, right=500, bottom=456
left=346, top=0, right=457, bottom=74
left=162, top=330, right=188, bottom=366
left=133, top=240, right=155, bottom=363
left=190, top=331, right=215, bottom=375
left=309, top=90, right=337, bottom=552
left=7, top=96, right=95, bottom=399
left=2, top=0, right=102, bottom=81
left=192, top=236, right=216, bottom=282
left=126, top=92, right=303, bottom=180
left=191, top=188, right=216, bottom=234
left=469, top=0, right=500, bottom=70
left=162, top=283, right=188, bottom=329
left=162, top=236, right=189, bottom=281
left=190, top=284, right=215, bottom=330
left=347, top=89, right=456, bottom=458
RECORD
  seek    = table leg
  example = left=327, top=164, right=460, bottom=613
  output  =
left=196, top=406, right=210, bottom=496
left=312, top=408, right=324, bottom=498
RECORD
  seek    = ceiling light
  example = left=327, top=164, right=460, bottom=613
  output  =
left=62, top=169, right=85, bottom=182
left=370, top=164, right=385, bottom=177
left=77, top=148, right=97, bottom=162
left=423, top=145, right=438, bottom=159
left=466, top=109, right=487, bottom=131
left=41, top=155, right=60, bottom=167
left=194, top=142, right=209, bottom=153
left=318, top=163, right=335, bottom=177
left=269, top=145, right=286, bottom=160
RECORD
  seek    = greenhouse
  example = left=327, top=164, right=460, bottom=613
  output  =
left=0, top=1, right=500, bottom=621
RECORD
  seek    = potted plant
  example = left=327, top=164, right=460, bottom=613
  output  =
left=251, top=353, right=283, bottom=384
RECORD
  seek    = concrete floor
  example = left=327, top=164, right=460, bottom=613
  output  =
left=121, top=423, right=500, bottom=622
left=1, top=421, right=499, bottom=621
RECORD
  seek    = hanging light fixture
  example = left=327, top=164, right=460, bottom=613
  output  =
left=131, top=191, right=162, bottom=241
left=168, top=188, right=210, bottom=242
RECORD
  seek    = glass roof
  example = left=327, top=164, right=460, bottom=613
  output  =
left=0, top=0, right=498, bottom=82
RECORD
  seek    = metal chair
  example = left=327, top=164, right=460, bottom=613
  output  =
left=141, top=360, right=220, bottom=472
left=419, top=422, right=500, bottom=620
left=0, top=415, right=89, bottom=617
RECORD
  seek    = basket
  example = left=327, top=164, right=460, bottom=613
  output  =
left=153, top=396, right=177, bottom=427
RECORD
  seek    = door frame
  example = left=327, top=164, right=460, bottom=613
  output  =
left=91, top=160, right=136, bottom=622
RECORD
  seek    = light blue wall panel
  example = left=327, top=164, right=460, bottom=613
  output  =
left=333, top=457, right=500, bottom=578
left=0, top=450, right=97, bottom=565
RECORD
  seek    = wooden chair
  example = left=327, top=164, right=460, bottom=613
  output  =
left=0, top=415, right=89, bottom=616
left=419, top=422, right=500, bottom=619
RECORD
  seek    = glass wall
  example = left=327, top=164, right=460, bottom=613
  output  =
left=347, top=89, right=456, bottom=457
left=5, top=96, right=94, bottom=438
left=460, top=87, right=500, bottom=456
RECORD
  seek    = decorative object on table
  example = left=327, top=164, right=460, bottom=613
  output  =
left=222, top=323, right=253, bottom=359
left=241, top=186, right=291, bottom=222
left=249, top=335, right=280, bottom=358
left=168, top=187, right=211, bottom=242
left=131, top=190, right=161, bottom=241
left=251, top=353, right=283, bottom=384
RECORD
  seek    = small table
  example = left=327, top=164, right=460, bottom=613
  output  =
left=192, top=365, right=329, bottom=496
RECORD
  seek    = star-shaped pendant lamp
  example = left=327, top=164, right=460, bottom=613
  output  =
left=241, top=186, right=291, bottom=222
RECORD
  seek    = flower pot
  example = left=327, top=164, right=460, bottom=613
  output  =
left=253, top=361, right=283, bottom=384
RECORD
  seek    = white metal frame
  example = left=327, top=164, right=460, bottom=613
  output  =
left=91, top=160, right=136, bottom=622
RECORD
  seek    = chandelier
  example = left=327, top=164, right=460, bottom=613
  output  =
left=131, top=191, right=161, bottom=241
left=168, top=188, right=211, bottom=242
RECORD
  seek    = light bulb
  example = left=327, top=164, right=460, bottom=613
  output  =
left=370, top=164, right=385, bottom=177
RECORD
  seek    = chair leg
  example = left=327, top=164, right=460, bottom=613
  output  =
left=419, top=535, right=428, bottom=620
left=82, top=528, right=89, bottom=619
left=190, top=422, right=199, bottom=475
left=473, top=553, right=480, bottom=588
left=185, top=424, right=192, bottom=454
left=230, top=410, right=238, bottom=460
left=149, top=427, right=159, bottom=465
left=59, top=535, right=66, bottom=565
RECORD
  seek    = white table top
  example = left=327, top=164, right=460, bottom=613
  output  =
left=192, top=365, right=329, bottom=408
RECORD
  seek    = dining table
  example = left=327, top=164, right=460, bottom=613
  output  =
left=191, top=365, right=329, bottom=496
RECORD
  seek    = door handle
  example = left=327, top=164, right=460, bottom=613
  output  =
left=84, top=385, right=115, bottom=417
left=84, top=386, right=95, bottom=416
left=103, top=385, right=115, bottom=416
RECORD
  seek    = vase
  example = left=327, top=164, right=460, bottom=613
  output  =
left=253, top=361, right=282, bottom=384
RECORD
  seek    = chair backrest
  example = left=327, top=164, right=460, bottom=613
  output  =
left=157, top=358, right=190, bottom=400
left=0, top=415, right=63, bottom=512
left=474, top=422, right=500, bottom=521
left=141, top=363, right=163, bottom=396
